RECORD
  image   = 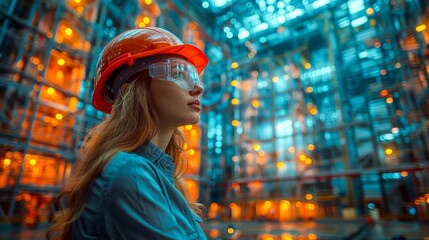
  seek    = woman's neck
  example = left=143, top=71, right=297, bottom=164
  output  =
left=150, top=128, right=174, bottom=152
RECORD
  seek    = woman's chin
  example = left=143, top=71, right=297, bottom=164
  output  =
left=180, top=115, right=200, bottom=126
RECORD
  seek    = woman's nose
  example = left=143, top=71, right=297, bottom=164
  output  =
left=190, top=82, right=204, bottom=96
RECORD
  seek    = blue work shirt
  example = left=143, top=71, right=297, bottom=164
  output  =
left=72, top=141, right=207, bottom=240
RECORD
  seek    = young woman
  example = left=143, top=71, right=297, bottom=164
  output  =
left=46, top=27, right=208, bottom=239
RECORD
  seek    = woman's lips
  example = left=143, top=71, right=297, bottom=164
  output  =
left=188, top=100, right=201, bottom=112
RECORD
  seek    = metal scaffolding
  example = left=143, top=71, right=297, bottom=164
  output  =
left=199, top=0, right=429, bottom=221
left=0, top=0, right=428, bottom=226
left=0, top=0, right=214, bottom=224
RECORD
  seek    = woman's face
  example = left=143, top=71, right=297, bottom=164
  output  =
left=149, top=65, right=204, bottom=129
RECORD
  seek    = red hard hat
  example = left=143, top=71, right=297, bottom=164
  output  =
left=92, top=27, right=209, bottom=113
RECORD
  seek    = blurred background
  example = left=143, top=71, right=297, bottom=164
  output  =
left=0, top=0, right=429, bottom=239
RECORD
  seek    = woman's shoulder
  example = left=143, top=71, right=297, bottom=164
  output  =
left=99, top=151, right=162, bottom=196
left=104, top=151, right=156, bottom=176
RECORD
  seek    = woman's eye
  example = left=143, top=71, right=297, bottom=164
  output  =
left=173, top=71, right=185, bottom=79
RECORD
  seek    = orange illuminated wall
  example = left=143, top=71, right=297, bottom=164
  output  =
left=181, top=124, right=202, bottom=201
left=217, top=199, right=318, bottom=222
left=26, top=22, right=87, bottom=149
left=0, top=151, right=71, bottom=188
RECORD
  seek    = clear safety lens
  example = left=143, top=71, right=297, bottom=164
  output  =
left=149, top=58, right=200, bottom=91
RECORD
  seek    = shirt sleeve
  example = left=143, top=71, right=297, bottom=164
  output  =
left=99, top=158, right=182, bottom=240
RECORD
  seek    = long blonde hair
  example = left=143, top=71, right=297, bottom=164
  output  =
left=46, top=72, right=202, bottom=240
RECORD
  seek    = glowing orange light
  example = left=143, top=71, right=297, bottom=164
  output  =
left=253, top=181, right=261, bottom=189
left=308, top=144, right=315, bottom=151
left=374, top=42, right=381, bottom=48
left=272, top=76, right=279, bottom=83
left=231, top=62, right=239, bottom=69
left=227, top=227, right=234, bottom=234
left=231, top=120, right=240, bottom=127
left=308, top=233, right=318, bottom=240
left=188, top=149, right=195, bottom=155
left=65, top=28, right=73, bottom=36
left=29, top=159, right=36, bottom=166
left=305, top=194, right=313, bottom=200
left=395, top=63, right=401, bottom=68
left=306, top=87, right=313, bottom=93
left=307, top=203, right=316, bottom=210
left=310, top=108, right=318, bottom=115
left=47, top=87, right=55, bottom=95
left=70, top=97, right=78, bottom=111
left=305, top=158, right=312, bottom=165
left=37, top=64, right=44, bottom=71
left=366, top=8, right=374, bottom=15
left=32, top=57, right=40, bottom=65
left=295, top=202, right=302, bottom=207
left=289, top=146, right=295, bottom=153
left=280, top=200, right=290, bottom=210
left=299, top=154, right=306, bottom=161
left=74, top=0, right=81, bottom=3
left=210, top=229, right=221, bottom=238
left=55, top=113, right=63, bottom=120
left=256, top=157, right=265, bottom=164
left=17, top=60, right=23, bottom=69
left=401, top=171, right=408, bottom=177
left=385, top=148, right=393, bottom=155
left=231, top=98, right=240, bottom=105
left=57, top=59, right=65, bottom=66
left=386, top=97, right=393, bottom=104
left=185, top=125, right=193, bottom=130
left=380, top=69, right=387, bottom=75
left=416, top=24, right=427, bottom=32
left=253, top=144, right=261, bottom=151
left=3, top=159, right=11, bottom=166
left=380, top=89, right=388, bottom=97
left=210, top=202, right=219, bottom=210
left=251, top=100, right=260, bottom=108
left=304, top=63, right=311, bottom=69
left=46, top=32, right=53, bottom=38
left=264, top=201, right=272, bottom=207
left=281, top=233, right=293, bottom=240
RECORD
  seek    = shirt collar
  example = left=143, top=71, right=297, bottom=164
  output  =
left=132, top=141, right=175, bottom=182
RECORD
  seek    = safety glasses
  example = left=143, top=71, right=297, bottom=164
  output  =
left=149, top=58, right=201, bottom=91
left=105, top=56, right=202, bottom=104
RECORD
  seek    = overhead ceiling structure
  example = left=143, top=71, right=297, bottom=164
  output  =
left=196, top=0, right=340, bottom=54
